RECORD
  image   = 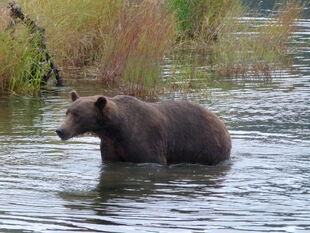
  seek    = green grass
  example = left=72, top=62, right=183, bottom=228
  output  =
left=168, top=0, right=243, bottom=39
left=167, top=0, right=203, bottom=36
left=0, top=23, right=48, bottom=95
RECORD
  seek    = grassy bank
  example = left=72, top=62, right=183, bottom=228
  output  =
left=212, top=1, right=302, bottom=77
left=0, top=0, right=302, bottom=96
left=168, top=0, right=302, bottom=81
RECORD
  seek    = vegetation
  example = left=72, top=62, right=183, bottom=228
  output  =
left=168, top=0, right=302, bottom=80
left=168, top=0, right=243, bottom=40
left=212, top=1, right=302, bottom=77
left=0, top=22, right=47, bottom=94
left=0, top=2, right=61, bottom=95
left=0, top=0, right=303, bottom=96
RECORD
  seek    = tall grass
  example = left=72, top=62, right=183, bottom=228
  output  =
left=100, top=1, right=174, bottom=95
left=168, top=0, right=302, bottom=82
left=0, top=8, right=48, bottom=95
left=15, top=0, right=174, bottom=95
left=167, top=0, right=204, bottom=37
left=212, top=1, right=302, bottom=77
left=168, top=0, right=242, bottom=39
left=16, top=0, right=123, bottom=67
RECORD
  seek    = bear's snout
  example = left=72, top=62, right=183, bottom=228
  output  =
left=56, top=127, right=69, bottom=140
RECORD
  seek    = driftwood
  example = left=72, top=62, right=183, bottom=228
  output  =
left=7, top=1, right=63, bottom=86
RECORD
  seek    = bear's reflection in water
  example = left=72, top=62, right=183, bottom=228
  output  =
left=96, top=162, right=231, bottom=200
left=60, top=161, right=231, bottom=226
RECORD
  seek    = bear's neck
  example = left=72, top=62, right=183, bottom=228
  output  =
left=95, top=125, right=122, bottom=141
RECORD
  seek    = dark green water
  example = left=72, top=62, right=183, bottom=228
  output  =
left=1, top=6, right=310, bottom=233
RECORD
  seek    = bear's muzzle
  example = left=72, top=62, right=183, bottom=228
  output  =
left=56, top=127, right=70, bottom=140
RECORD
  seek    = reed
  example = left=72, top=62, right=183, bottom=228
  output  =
left=212, top=1, right=302, bottom=77
left=99, top=0, right=174, bottom=95
left=13, top=0, right=174, bottom=95
left=0, top=10, right=47, bottom=95
left=16, top=0, right=121, bottom=67
left=168, top=0, right=242, bottom=39
left=168, top=0, right=302, bottom=82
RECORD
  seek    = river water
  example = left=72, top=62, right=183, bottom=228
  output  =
left=0, top=6, right=310, bottom=233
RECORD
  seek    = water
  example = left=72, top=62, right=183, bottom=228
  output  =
left=1, top=8, right=310, bottom=233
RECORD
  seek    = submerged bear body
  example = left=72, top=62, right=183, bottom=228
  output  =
left=56, top=91, right=231, bottom=165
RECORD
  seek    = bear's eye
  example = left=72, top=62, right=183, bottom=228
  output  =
left=65, top=110, right=69, bottom=116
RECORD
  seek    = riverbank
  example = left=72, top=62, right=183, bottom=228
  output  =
left=0, top=0, right=303, bottom=96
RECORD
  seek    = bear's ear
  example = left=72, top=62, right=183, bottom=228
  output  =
left=70, top=90, right=80, bottom=102
left=95, top=96, right=107, bottom=111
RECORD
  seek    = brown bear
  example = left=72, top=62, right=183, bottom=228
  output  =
left=56, top=91, right=231, bottom=165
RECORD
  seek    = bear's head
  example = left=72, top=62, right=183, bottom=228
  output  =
left=56, top=90, right=114, bottom=140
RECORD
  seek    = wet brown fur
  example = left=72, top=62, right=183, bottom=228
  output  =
left=57, top=91, right=231, bottom=165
